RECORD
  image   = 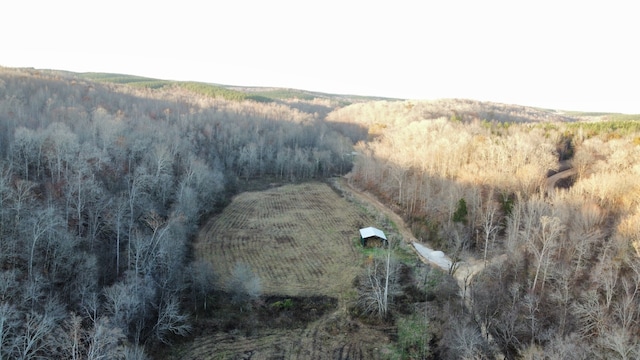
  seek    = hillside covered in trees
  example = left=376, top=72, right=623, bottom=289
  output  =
left=0, top=67, right=364, bottom=359
left=1, top=66, right=640, bottom=359
left=329, top=100, right=640, bottom=358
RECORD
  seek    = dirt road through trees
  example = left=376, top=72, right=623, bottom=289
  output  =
left=333, top=177, right=488, bottom=292
left=336, top=162, right=575, bottom=298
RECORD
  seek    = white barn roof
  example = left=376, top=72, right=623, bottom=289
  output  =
left=359, top=227, right=387, bottom=240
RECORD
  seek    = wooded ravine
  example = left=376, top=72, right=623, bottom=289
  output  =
left=0, top=66, right=639, bottom=359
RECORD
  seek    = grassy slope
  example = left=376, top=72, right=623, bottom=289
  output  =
left=180, top=182, right=396, bottom=359
left=195, top=182, right=377, bottom=297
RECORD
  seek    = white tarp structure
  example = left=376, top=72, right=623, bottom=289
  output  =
left=359, top=227, right=387, bottom=240
left=413, top=243, right=453, bottom=271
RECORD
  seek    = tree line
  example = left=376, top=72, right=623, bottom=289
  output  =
left=4, top=66, right=639, bottom=358
left=0, top=67, right=363, bottom=359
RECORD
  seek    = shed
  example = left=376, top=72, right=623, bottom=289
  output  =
left=359, top=227, right=388, bottom=247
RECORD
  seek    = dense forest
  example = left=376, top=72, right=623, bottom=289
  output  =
left=1, top=66, right=640, bottom=359
left=0, top=67, right=363, bottom=359
left=329, top=101, right=640, bottom=358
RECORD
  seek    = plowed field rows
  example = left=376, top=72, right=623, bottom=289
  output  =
left=195, top=182, right=375, bottom=297
left=177, top=312, right=392, bottom=360
left=180, top=182, right=394, bottom=359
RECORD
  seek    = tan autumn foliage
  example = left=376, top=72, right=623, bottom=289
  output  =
left=329, top=98, right=640, bottom=357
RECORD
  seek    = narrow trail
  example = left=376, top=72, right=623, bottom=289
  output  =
left=334, top=177, right=489, bottom=293
left=546, top=167, right=577, bottom=194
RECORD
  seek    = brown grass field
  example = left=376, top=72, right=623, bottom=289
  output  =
left=177, top=181, right=395, bottom=359
left=195, top=181, right=376, bottom=297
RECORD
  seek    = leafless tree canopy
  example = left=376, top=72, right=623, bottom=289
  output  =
left=1, top=67, right=639, bottom=358
left=0, top=67, right=361, bottom=358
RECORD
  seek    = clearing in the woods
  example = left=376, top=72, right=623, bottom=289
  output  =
left=177, top=181, right=396, bottom=359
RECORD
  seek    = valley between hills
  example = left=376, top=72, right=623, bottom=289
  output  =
left=1, top=66, right=639, bottom=359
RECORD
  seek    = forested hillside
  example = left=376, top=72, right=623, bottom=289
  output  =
left=329, top=100, right=640, bottom=358
left=2, top=66, right=640, bottom=359
left=0, top=67, right=362, bottom=359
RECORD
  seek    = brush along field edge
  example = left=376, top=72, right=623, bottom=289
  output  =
left=195, top=182, right=378, bottom=297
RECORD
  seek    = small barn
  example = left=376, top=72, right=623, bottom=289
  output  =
left=359, top=227, right=388, bottom=248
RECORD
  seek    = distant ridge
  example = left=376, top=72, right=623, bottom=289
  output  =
left=75, top=71, right=397, bottom=104
left=2, top=66, right=639, bottom=120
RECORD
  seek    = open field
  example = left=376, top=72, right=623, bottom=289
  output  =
left=175, top=310, right=394, bottom=360
left=181, top=182, right=395, bottom=359
left=195, top=181, right=378, bottom=297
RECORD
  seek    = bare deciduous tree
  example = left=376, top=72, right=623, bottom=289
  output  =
left=103, top=277, right=142, bottom=339
left=27, top=206, right=61, bottom=281
left=227, top=263, right=262, bottom=310
left=356, top=246, right=399, bottom=318
left=152, top=296, right=191, bottom=344
left=573, top=289, right=607, bottom=338
left=529, top=216, right=563, bottom=293
left=441, top=319, right=488, bottom=360
left=188, top=260, right=216, bottom=311
left=86, top=317, right=125, bottom=360
left=548, top=264, right=574, bottom=336
left=0, top=302, right=20, bottom=359
left=15, top=311, right=56, bottom=360
left=479, top=191, right=502, bottom=264
left=11, top=127, right=41, bottom=181
left=598, top=327, right=639, bottom=360
left=44, top=122, right=79, bottom=182
left=122, top=344, right=150, bottom=360
left=60, top=312, right=85, bottom=360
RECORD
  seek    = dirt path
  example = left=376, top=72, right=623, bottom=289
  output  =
left=546, top=167, right=577, bottom=194
left=335, top=162, right=575, bottom=295
left=333, top=177, right=488, bottom=292
left=334, top=178, right=414, bottom=245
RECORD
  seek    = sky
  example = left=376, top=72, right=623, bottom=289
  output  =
left=2, top=1, right=639, bottom=113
